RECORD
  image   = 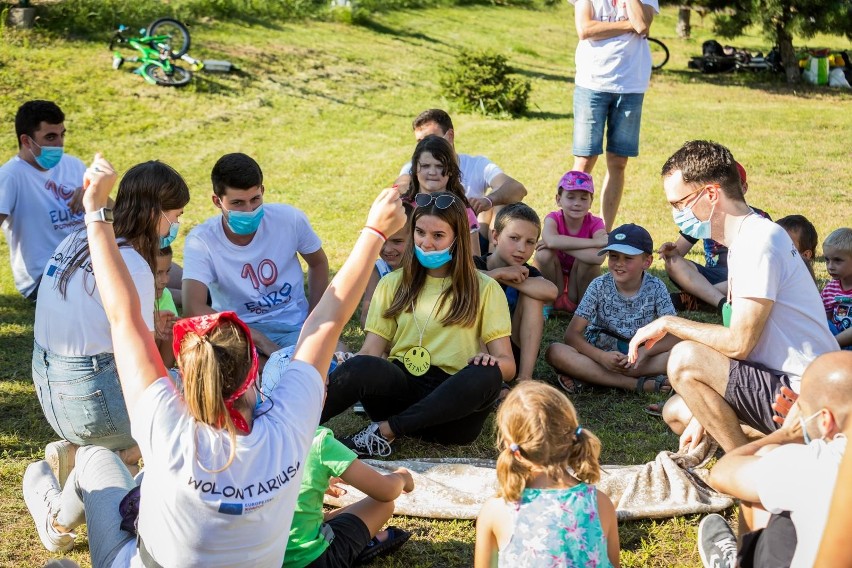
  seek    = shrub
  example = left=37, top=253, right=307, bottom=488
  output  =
left=439, top=50, right=531, bottom=117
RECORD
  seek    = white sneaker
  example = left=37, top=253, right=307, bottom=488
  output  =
left=45, top=440, right=76, bottom=489
left=23, top=461, right=76, bottom=552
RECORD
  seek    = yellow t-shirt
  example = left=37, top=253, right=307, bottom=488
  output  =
left=365, top=270, right=512, bottom=375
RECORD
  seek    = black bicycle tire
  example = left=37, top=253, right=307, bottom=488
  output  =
left=143, top=63, right=193, bottom=87
left=648, top=37, right=669, bottom=70
left=108, top=33, right=123, bottom=52
left=147, top=18, right=191, bottom=58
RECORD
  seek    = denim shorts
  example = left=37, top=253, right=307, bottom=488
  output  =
left=251, top=321, right=303, bottom=349
left=572, top=85, right=645, bottom=157
left=32, top=341, right=134, bottom=450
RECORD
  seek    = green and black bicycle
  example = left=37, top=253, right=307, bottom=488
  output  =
left=109, top=18, right=194, bottom=87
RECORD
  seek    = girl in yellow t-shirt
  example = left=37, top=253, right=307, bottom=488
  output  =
left=321, top=191, right=515, bottom=457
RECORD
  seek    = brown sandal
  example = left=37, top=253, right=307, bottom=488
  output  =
left=557, top=374, right=586, bottom=395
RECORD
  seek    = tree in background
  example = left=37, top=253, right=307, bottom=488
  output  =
left=667, top=0, right=851, bottom=83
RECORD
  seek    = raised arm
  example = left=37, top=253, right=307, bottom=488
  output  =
left=82, top=155, right=168, bottom=418
left=574, top=0, right=635, bottom=41
left=293, top=189, right=406, bottom=375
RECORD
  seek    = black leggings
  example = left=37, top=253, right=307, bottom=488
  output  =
left=321, top=355, right=503, bottom=445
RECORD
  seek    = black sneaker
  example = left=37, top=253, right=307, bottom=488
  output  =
left=698, top=513, right=737, bottom=568
left=340, top=423, right=393, bottom=458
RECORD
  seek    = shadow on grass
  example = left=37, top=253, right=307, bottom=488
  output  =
left=524, top=109, right=571, bottom=120
left=514, top=66, right=572, bottom=84
left=0, top=378, right=55, bottom=458
left=662, top=67, right=850, bottom=98
left=355, top=17, right=458, bottom=52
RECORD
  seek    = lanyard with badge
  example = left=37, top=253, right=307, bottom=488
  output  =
left=402, top=278, right=448, bottom=376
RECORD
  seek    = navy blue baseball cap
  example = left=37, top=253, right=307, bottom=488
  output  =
left=598, top=223, right=654, bottom=256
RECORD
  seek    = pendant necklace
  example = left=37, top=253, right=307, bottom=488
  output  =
left=403, top=278, right=448, bottom=376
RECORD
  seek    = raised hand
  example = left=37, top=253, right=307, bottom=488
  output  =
left=82, top=153, right=117, bottom=213
left=365, top=188, right=406, bottom=240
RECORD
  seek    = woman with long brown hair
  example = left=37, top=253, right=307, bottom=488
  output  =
left=321, top=191, right=515, bottom=457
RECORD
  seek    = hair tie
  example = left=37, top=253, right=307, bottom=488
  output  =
left=509, top=443, right=521, bottom=458
left=575, top=426, right=583, bottom=437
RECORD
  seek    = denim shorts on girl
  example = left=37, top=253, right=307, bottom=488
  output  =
left=572, top=85, right=645, bottom=158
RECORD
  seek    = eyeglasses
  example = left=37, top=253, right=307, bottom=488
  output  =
left=669, top=187, right=706, bottom=212
left=414, top=193, right=456, bottom=209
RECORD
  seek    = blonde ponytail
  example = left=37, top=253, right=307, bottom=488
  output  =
left=178, top=322, right=252, bottom=473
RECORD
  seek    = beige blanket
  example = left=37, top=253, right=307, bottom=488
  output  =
left=324, top=437, right=732, bottom=520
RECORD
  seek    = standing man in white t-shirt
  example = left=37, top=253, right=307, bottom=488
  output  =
left=0, top=100, right=87, bottom=300
left=569, top=0, right=659, bottom=231
left=182, top=153, right=330, bottom=359
left=628, top=140, right=838, bottom=453
left=393, top=109, right=527, bottom=251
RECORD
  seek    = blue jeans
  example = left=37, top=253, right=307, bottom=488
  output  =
left=572, top=85, right=645, bottom=157
left=32, top=341, right=134, bottom=450
left=251, top=320, right=303, bottom=349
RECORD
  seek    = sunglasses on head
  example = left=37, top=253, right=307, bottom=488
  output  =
left=414, top=193, right=456, bottom=209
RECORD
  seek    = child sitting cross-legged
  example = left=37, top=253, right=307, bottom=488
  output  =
left=284, top=426, right=414, bottom=567
left=821, top=227, right=852, bottom=350
left=545, top=224, right=678, bottom=394
left=474, top=381, right=619, bottom=568
left=359, top=202, right=413, bottom=329
left=474, top=203, right=558, bottom=389
left=534, top=171, right=607, bottom=313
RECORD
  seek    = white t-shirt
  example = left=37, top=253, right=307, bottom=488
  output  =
left=34, top=232, right=155, bottom=356
left=0, top=154, right=87, bottom=297
left=569, top=0, right=660, bottom=94
left=756, top=435, right=846, bottom=568
left=182, top=204, right=322, bottom=327
left=113, top=360, right=324, bottom=568
left=727, top=216, right=838, bottom=385
left=399, top=153, right=504, bottom=199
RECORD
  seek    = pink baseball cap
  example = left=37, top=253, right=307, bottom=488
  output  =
left=558, top=171, right=594, bottom=194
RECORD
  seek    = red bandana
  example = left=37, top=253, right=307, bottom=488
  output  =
left=172, top=312, right=259, bottom=434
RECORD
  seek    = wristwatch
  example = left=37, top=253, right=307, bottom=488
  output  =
left=84, top=207, right=114, bottom=226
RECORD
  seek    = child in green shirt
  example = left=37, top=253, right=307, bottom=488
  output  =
left=284, top=426, right=414, bottom=567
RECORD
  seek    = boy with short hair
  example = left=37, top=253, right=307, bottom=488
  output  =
left=475, top=203, right=558, bottom=385
left=155, top=246, right=178, bottom=368
left=534, top=171, right=607, bottom=313
left=182, top=153, right=330, bottom=359
left=821, top=227, right=852, bottom=349
left=545, top=223, right=678, bottom=393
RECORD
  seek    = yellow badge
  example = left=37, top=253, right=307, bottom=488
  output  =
left=403, top=346, right=431, bottom=376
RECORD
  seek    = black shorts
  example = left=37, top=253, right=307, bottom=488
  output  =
left=306, top=513, right=372, bottom=568
left=738, top=511, right=797, bottom=568
left=670, top=260, right=728, bottom=288
left=724, top=359, right=792, bottom=434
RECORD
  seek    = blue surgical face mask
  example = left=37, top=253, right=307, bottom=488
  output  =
left=799, top=409, right=822, bottom=444
left=672, top=189, right=713, bottom=240
left=28, top=137, right=64, bottom=170
left=159, top=212, right=180, bottom=248
left=414, top=242, right=454, bottom=270
left=225, top=204, right=265, bottom=235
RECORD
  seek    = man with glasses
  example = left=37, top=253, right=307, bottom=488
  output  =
left=695, top=351, right=851, bottom=568
left=628, top=140, right=837, bottom=454
left=0, top=100, right=87, bottom=301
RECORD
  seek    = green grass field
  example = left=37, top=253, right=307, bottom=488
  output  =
left=1, top=3, right=851, bottom=566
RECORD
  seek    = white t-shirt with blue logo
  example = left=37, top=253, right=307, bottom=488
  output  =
left=183, top=204, right=322, bottom=327
left=0, top=155, right=87, bottom=297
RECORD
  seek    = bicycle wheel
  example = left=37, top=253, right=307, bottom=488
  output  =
left=142, top=63, right=193, bottom=87
left=147, top=18, right=190, bottom=58
left=648, top=37, right=669, bottom=70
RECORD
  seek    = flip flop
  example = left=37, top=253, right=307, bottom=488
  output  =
left=355, top=526, right=412, bottom=565
left=644, top=403, right=663, bottom=417
left=557, top=374, right=586, bottom=395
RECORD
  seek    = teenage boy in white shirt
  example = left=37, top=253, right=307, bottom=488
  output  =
left=0, top=100, right=87, bottom=300
left=183, top=153, right=330, bottom=359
